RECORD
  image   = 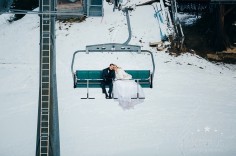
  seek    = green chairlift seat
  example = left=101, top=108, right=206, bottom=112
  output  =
left=75, top=70, right=152, bottom=88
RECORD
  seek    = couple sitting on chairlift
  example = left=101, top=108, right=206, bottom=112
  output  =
left=102, top=63, right=145, bottom=110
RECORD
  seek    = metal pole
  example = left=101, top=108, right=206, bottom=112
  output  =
left=123, top=7, right=132, bottom=45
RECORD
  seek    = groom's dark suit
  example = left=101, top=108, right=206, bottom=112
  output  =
left=101, top=67, right=115, bottom=98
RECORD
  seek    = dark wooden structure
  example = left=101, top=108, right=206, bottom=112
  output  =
left=210, top=0, right=236, bottom=51
left=177, top=0, right=236, bottom=53
left=211, top=0, right=236, bottom=4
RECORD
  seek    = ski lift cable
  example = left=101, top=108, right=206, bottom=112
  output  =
left=1, top=9, right=84, bottom=15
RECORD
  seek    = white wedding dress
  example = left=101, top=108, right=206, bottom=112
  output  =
left=113, top=68, right=145, bottom=110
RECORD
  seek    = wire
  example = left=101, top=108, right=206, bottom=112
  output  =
left=1, top=9, right=84, bottom=16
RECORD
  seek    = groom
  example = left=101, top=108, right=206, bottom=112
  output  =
left=101, top=64, right=115, bottom=99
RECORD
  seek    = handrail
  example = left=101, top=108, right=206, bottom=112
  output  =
left=71, top=50, right=86, bottom=74
left=141, top=50, right=156, bottom=79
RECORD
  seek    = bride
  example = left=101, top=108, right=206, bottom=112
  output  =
left=112, top=65, right=145, bottom=110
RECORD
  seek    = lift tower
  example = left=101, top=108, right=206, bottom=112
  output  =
left=36, top=0, right=60, bottom=156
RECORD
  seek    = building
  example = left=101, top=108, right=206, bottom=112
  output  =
left=57, top=0, right=103, bottom=19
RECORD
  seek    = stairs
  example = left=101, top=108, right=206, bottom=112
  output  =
left=39, top=0, right=51, bottom=156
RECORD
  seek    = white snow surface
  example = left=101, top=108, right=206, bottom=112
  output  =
left=1, top=1, right=236, bottom=156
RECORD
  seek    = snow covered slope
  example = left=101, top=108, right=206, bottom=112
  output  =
left=0, top=1, right=236, bottom=156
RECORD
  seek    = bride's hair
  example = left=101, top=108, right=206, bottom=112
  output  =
left=114, top=64, right=121, bottom=69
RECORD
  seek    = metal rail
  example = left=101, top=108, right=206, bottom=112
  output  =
left=78, top=78, right=148, bottom=99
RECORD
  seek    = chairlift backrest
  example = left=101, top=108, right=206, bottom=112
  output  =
left=74, top=70, right=152, bottom=88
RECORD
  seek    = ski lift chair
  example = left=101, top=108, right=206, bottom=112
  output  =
left=71, top=43, right=155, bottom=99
